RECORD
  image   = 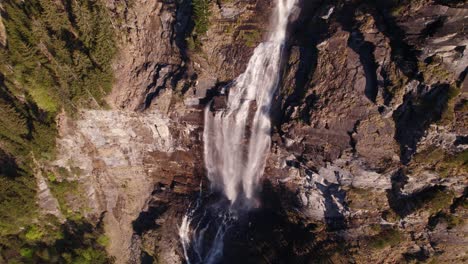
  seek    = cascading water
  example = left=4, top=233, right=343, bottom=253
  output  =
left=180, top=0, right=298, bottom=262
left=204, top=0, right=298, bottom=205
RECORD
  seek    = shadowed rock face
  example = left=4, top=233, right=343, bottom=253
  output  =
left=51, top=0, right=467, bottom=263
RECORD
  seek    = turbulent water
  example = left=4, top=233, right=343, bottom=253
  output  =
left=180, top=0, right=298, bottom=262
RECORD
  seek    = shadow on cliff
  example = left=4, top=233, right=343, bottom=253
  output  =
left=335, top=3, right=379, bottom=103
left=334, top=1, right=456, bottom=164
left=386, top=170, right=453, bottom=218
left=0, top=149, right=23, bottom=178
left=136, top=178, right=352, bottom=264
left=3, top=215, right=113, bottom=263
left=370, top=1, right=420, bottom=79
left=271, top=0, right=332, bottom=128
left=221, top=180, right=351, bottom=264
left=393, top=83, right=451, bottom=164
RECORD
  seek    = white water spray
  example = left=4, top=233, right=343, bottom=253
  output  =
left=204, top=0, right=298, bottom=204
left=180, top=0, right=298, bottom=262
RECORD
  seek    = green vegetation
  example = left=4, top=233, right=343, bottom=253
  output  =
left=436, top=150, right=468, bottom=177
left=411, top=148, right=467, bottom=178
left=0, top=217, right=113, bottom=263
left=381, top=63, right=409, bottom=102
left=438, top=85, right=461, bottom=125
left=192, top=0, right=211, bottom=36
left=416, top=56, right=461, bottom=125
left=97, top=235, right=110, bottom=247
left=389, top=0, right=431, bottom=17
left=0, top=159, right=39, bottom=235
left=1, top=0, right=116, bottom=111
left=439, top=213, right=464, bottom=229
left=346, top=187, right=372, bottom=210
left=368, top=228, right=403, bottom=250
left=239, top=29, right=262, bottom=48
left=345, top=187, right=386, bottom=211
left=25, top=225, right=44, bottom=242
left=382, top=209, right=401, bottom=222
left=20, top=247, right=34, bottom=259
left=49, top=179, right=86, bottom=219
left=391, top=5, right=406, bottom=16
left=0, top=0, right=116, bottom=261
left=418, top=56, right=452, bottom=83
left=424, top=189, right=455, bottom=215
left=187, top=0, right=211, bottom=50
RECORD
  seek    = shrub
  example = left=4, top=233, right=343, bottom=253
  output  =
left=25, top=225, right=44, bottom=242
left=19, top=247, right=34, bottom=259
left=97, top=235, right=110, bottom=247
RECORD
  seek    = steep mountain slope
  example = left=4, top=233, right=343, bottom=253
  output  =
left=0, top=0, right=466, bottom=263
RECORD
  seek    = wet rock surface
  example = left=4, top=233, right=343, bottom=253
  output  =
left=49, top=0, right=467, bottom=263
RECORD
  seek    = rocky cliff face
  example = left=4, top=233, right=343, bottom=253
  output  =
left=49, top=0, right=467, bottom=263
left=53, top=109, right=203, bottom=262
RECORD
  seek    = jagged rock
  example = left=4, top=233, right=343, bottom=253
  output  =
left=106, top=0, right=188, bottom=110
left=354, top=113, right=400, bottom=169
left=397, top=4, right=468, bottom=76
left=198, top=0, right=274, bottom=82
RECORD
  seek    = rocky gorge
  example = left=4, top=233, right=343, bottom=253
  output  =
left=0, top=0, right=467, bottom=263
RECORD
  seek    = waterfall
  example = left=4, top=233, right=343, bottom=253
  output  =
left=180, top=0, right=298, bottom=262
left=204, top=0, right=298, bottom=205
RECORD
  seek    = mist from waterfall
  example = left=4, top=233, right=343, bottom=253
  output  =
left=180, top=0, right=298, bottom=262
left=204, top=0, right=298, bottom=205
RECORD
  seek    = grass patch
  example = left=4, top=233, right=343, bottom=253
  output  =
left=19, top=247, right=34, bottom=259
left=346, top=187, right=385, bottom=211
left=239, top=29, right=262, bottom=47
left=440, top=213, right=464, bottom=229
left=187, top=0, right=211, bottom=51
left=418, top=56, right=452, bottom=84
left=424, top=189, right=455, bottom=215
left=381, top=64, right=408, bottom=103
left=391, top=5, right=406, bottom=16
left=412, top=148, right=467, bottom=178
left=49, top=179, right=87, bottom=219
left=368, top=228, right=403, bottom=250
left=382, top=209, right=401, bottom=222
left=25, top=225, right=44, bottom=242
left=436, top=149, right=468, bottom=177
left=97, top=235, right=110, bottom=247
left=29, top=86, right=60, bottom=113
